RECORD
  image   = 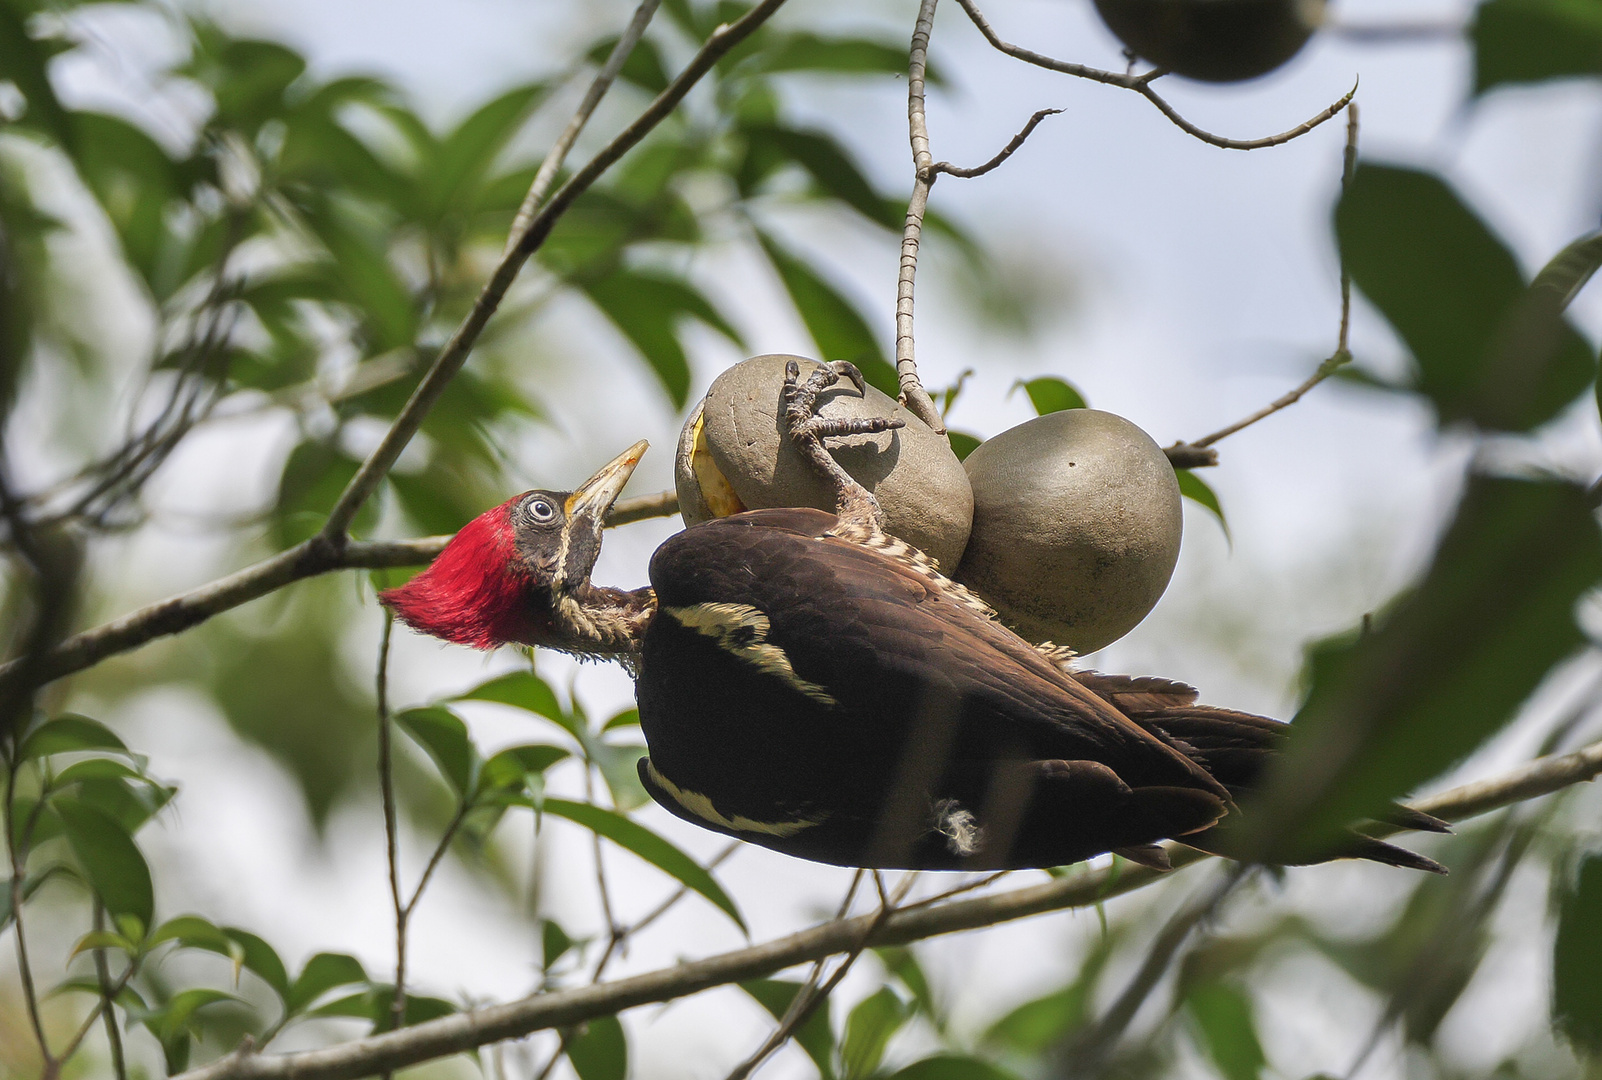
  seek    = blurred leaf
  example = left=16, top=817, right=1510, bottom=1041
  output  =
left=286, top=953, right=369, bottom=1014
left=1250, top=476, right=1602, bottom=863
left=1475, top=0, right=1602, bottom=92
left=274, top=440, right=374, bottom=548
left=70, top=112, right=181, bottom=286
left=1185, top=982, right=1265, bottom=1080
left=1176, top=469, right=1230, bottom=542
left=0, top=868, right=61, bottom=934
left=746, top=33, right=934, bottom=81
left=149, top=914, right=235, bottom=956
left=541, top=918, right=577, bottom=971
left=68, top=929, right=137, bottom=961
left=603, top=708, right=641, bottom=732
left=395, top=706, right=479, bottom=797
left=479, top=744, right=570, bottom=794
left=885, top=1055, right=1024, bottom=1080
left=584, top=268, right=742, bottom=409
left=184, top=29, right=306, bottom=136
left=427, top=83, right=546, bottom=219
left=842, top=986, right=909, bottom=1079
left=225, top=927, right=292, bottom=999
left=876, top=946, right=938, bottom=1027
left=947, top=431, right=981, bottom=461
left=0, top=4, right=73, bottom=149
left=460, top=670, right=571, bottom=730
left=757, top=230, right=897, bottom=397
left=56, top=798, right=153, bottom=932
left=740, top=979, right=836, bottom=1078
left=543, top=799, right=745, bottom=931
left=1555, top=854, right=1602, bottom=1052
left=983, top=929, right=1114, bottom=1053
left=53, top=759, right=147, bottom=787
left=567, top=1013, right=628, bottom=1080
left=1012, top=376, right=1087, bottom=415
left=1530, top=227, right=1602, bottom=309
left=1336, top=163, right=1595, bottom=432
left=589, top=35, right=671, bottom=93
left=741, top=125, right=892, bottom=227
left=18, top=713, right=128, bottom=760
left=307, top=984, right=455, bottom=1029
left=140, top=988, right=241, bottom=1074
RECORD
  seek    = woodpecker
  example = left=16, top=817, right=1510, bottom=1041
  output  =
left=383, top=363, right=1446, bottom=874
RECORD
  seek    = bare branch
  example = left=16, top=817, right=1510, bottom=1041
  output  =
left=505, top=0, right=664, bottom=254
left=1171, top=105, right=1362, bottom=460
left=894, top=0, right=947, bottom=434
left=0, top=487, right=679, bottom=692
left=319, top=0, right=788, bottom=540
left=930, top=108, right=1062, bottom=180
left=950, top=0, right=1353, bottom=151
left=172, top=735, right=1602, bottom=1080
left=376, top=613, right=407, bottom=1051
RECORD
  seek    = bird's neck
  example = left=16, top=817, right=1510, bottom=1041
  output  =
left=551, top=583, right=657, bottom=659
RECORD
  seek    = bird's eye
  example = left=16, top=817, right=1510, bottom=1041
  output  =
left=525, top=498, right=556, bottom=523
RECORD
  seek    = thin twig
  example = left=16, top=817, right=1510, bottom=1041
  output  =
left=1168, top=105, right=1362, bottom=460
left=950, top=0, right=1353, bottom=151
left=4, top=758, right=52, bottom=1071
left=170, top=736, right=1602, bottom=1080
left=376, top=612, right=407, bottom=1050
left=506, top=0, right=664, bottom=255
left=319, top=0, right=789, bottom=541
left=92, top=902, right=130, bottom=1080
left=1059, top=865, right=1249, bottom=1074
left=930, top=108, right=1062, bottom=180
left=0, top=487, right=680, bottom=693
left=894, top=0, right=948, bottom=434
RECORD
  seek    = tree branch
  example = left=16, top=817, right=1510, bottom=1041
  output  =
left=930, top=108, right=1062, bottom=180
left=318, top=0, right=788, bottom=541
left=0, top=489, right=679, bottom=691
left=172, top=734, right=1602, bottom=1080
left=950, top=0, right=1353, bottom=151
left=894, top=0, right=947, bottom=434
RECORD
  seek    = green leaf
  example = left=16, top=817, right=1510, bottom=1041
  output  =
left=427, top=83, right=546, bottom=218
left=68, top=929, right=138, bottom=961
left=982, top=929, right=1114, bottom=1052
left=148, top=915, right=235, bottom=956
left=142, top=988, right=241, bottom=1073
left=541, top=918, right=577, bottom=971
left=589, top=35, right=671, bottom=93
left=947, top=431, right=982, bottom=461
left=603, top=708, right=641, bottom=732
left=542, top=799, right=745, bottom=931
left=1336, top=163, right=1596, bottom=432
left=757, top=230, right=898, bottom=398
left=1474, top=0, right=1602, bottom=93
left=460, top=671, right=572, bottom=731
left=0, top=4, right=74, bottom=150
left=1176, top=469, right=1230, bottom=542
left=876, top=946, right=939, bottom=1026
left=842, top=987, right=909, bottom=1079
left=566, top=1013, right=628, bottom=1080
left=0, top=867, right=62, bottom=934
left=18, top=714, right=128, bottom=760
left=53, top=759, right=146, bottom=787
left=1530, top=228, right=1602, bottom=310
left=1555, top=854, right=1602, bottom=1052
left=884, top=1055, right=1024, bottom=1080
left=56, top=798, right=153, bottom=932
left=740, top=979, right=836, bottom=1078
left=1248, top=476, right=1602, bottom=863
left=395, top=706, right=479, bottom=796
left=1186, top=982, right=1266, bottom=1080
left=583, top=269, right=743, bottom=409
left=479, top=744, right=570, bottom=794
left=1011, top=376, right=1087, bottom=415
left=741, top=125, right=893, bottom=228
left=747, top=34, right=936, bottom=81
left=286, top=953, right=369, bottom=1014
left=306, top=985, right=456, bottom=1029
left=224, top=927, right=291, bottom=999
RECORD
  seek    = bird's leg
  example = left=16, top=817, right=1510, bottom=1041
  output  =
left=783, top=359, right=905, bottom=533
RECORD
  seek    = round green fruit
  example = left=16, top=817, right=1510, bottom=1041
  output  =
left=954, top=409, right=1182, bottom=653
left=1092, top=0, right=1324, bottom=83
left=674, top=354, right=973, bottom=571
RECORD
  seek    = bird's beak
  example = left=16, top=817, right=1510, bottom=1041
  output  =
left=566, top=439, right=649, bottom=526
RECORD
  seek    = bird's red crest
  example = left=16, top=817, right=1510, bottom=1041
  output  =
left=380, top=499, right=546, bottom=649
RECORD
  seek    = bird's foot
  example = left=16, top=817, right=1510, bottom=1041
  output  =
left=782, top=360, right=902, bottom=531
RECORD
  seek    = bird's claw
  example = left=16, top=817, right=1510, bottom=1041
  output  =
left=782, top=360, right=905, bottom=449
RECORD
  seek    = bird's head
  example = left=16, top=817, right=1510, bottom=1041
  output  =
left=381, top=441, right=650, bottom=652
